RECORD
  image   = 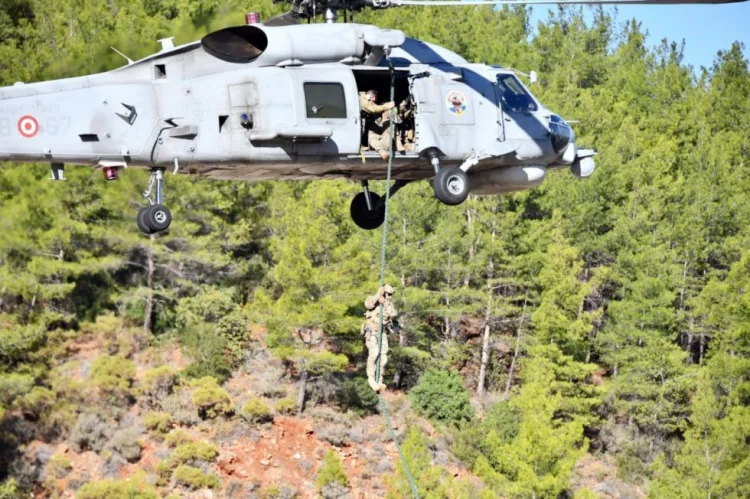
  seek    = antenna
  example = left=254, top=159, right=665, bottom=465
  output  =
left=110, top=47, right=134, bottom=65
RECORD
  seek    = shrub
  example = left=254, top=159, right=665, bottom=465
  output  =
left=91, top=355, right=136, bottom=403
left=316, top=450, right=349, bottom=491
left=240, top=398, right=273, bottom=424
left=190, top=377, right=233, bottom=419
left=452, top=401, right=519, bottom=467
left=162, top=391, right=201, bottom=426
left=173, top=465, right=221, bottom=489
left=14, top=386, right=56, bottom=420
left=170, top=442, right=219, bottom=465
left=258, top=487, right=280, bottom=499
left=76, top=473, right=158, bottom=498
left=165, top=429, right=193, bottom=447
left=143, top=411, right=171, bottom=434
left=69, top=413, right=115, bottom=452
left=336, top=377, right=378, bottom=415
left=140, top=366, right=180, bottom=404
left=47, top=454, right=72, bottom=479
left=154, top=460, right=172, bottom=487
left=409, top=370, right=473, bottom=426
left=110, top=428, right=143, bottom=463
left=316, top=425, right=348, bottom=447
left=275, top=398, right=297, bottom=415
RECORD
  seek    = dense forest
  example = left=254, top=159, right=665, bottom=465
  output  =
left=1, top=0, right=749, bottom=497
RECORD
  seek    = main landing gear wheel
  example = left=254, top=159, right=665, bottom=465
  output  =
left=137, top=168, right=172, bottom=235
left=350, top=192, right=385, bottom=230
left=433, top=166, right=470, bottom=206
left=137, top=207, right=154, bottom=234
left=136, top=205, right=173, bottom=234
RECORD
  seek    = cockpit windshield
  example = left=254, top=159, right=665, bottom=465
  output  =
left=496, top=74, right=538, bottom=113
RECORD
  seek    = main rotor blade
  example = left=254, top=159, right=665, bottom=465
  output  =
left=392, top=0, right=744, bottom=5
left=264, top=11, right=301, bottom=26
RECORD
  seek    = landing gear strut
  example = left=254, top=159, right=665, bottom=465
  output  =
left=350, top=180, right=410, bottom=230
left=137, top=168, right=172, bottom=235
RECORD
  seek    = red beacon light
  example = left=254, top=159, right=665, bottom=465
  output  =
left=246, top=12, right=260, bottom=24
left=102, top=166, right=119, bottom=181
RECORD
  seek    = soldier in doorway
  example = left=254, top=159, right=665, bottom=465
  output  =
left=359, top=89, right=403, bottom=160
left=361, top=284, right=398, bottom=392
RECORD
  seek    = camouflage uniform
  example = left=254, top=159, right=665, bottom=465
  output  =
left=397, top=100, right=415, bottom=151
left=359, top=91, right=397, bottom=158
left=361, top=284, right=397, bottom=392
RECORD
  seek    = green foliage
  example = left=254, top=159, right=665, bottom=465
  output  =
left=170, top=442, right=219, bottom=465
left=176, top=287, right=248, bottom=382
left=316, top=450, right=349, bottom=491
left=172, top=465, right=221, bottom=490
left=240, top=398, right=273, bottom=424
left=111, top=428, right=143, bottom=463
left=76, top=473, right=158, bottom=499
left=474, top=355, right=588, bottom=498
left=336, top=377, right=379, bottom=415
left=1, top=1, right=750, bottom=495
left=388, top=427, right=484, bottom=498
left=165, top=429, right=193, bottom=448
left=452, top=401, right=520, bottom=468
left=409, top=370, right=473, bottom=426
left=90, top=355, right=136, bottom=402
left=46, top=454, right=72, bottom=479
left=258, top=487, right=281, bottom=499
left=190, top=377, right=233, bottom=419
left=140, top=366, right=180, bottom=401
left=274, top=397, right=297, bottom=415
left=143, top=411, right=172, bottom=434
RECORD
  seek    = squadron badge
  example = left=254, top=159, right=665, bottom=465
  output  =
left=446, top=91, right=467, bottom=116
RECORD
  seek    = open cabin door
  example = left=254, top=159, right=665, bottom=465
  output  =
left=289, top=68, right=360, bottom=156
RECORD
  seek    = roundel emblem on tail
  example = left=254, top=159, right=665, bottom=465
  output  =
left=446, top=91, right=467, bottom=116
left=17, top=115, right=39, bottom=138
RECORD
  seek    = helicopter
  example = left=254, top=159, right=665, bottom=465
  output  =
left=0, top=0, right=744, bottom=234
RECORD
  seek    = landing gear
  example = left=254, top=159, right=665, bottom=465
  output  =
left=430, top=155, right=469, bottom=206
left=137, top=168, right=172, bottom=234
left=136, top=205, right=172, bottom=234
left=351, top=191, right=385, bottom=230
left=350, top=180, right=410, bottom=230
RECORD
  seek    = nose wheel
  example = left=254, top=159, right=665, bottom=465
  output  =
left=137, top=168, right=172, bottom=235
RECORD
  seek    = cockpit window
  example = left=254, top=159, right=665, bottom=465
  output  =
left=496, top=74, right=538, bottom=113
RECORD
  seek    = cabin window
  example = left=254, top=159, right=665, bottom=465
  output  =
left=304, top=82, right=347, bottom=119
left=496, top=74, right=537, bottom=113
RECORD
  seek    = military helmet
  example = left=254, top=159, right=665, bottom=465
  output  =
left=383, top=284, right=395, bottom=294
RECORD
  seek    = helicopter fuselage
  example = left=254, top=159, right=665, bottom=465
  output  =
left=0, top=22, right=594, bottom=197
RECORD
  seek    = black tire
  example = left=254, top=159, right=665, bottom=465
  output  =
left=146, top=204, right=172, bottom=232
left=350, top=192, right=385, bottom=230
left=433, top=166, right=469, bottom=206
left=136, top=206, right=154, bottom=235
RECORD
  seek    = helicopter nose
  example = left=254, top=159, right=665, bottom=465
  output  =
left=549, top=115, right=572, bottom=154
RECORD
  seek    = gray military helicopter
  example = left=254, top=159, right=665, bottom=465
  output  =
left=0, top=0, right=743, bottom=233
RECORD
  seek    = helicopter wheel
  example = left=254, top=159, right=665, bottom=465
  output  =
left=350, top=192, right=385, bottom=230
left=433, top=166, right=469, bottom=206
left=137, top=205, right=172, bottom=234
left=137, top=207, right=154, bottom=235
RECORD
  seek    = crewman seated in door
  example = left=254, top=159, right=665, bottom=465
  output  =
left=359, top=89, right=403, bottom=160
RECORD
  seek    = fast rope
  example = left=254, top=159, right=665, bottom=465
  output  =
left=373, top=49, right=421, bottom=499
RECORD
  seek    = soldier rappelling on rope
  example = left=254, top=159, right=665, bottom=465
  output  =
left=362, top=284, right=398, bottom=392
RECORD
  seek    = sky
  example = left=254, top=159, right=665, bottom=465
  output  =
left=527, top=2, right=750, bottom=71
